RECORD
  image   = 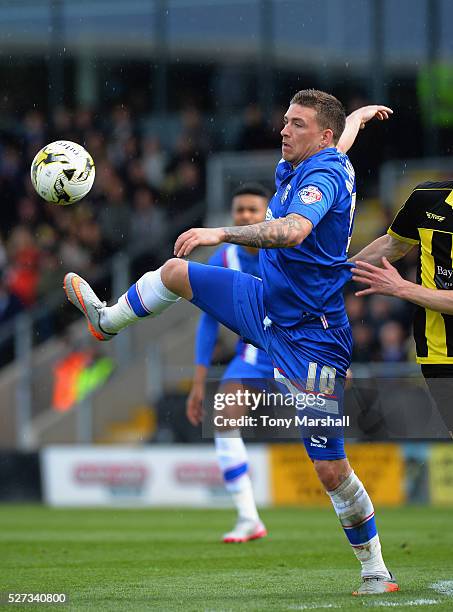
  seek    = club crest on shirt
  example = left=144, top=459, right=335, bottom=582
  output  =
left=299, top=185, right=322, bottom=204
left=281, top=184, right=292, bottom=203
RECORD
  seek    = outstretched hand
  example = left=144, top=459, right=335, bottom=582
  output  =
left=337, top=104, right=393, bottom=154
left=352, top=257, right=406, bottom=297
left=174, top=227, right=225, bottom=258
left=353, top=105, right=393, bottom=129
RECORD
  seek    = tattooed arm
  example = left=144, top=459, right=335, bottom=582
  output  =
left=174, top=214, right=312, bottom=257
left=223, top=214, right=312, bottom=249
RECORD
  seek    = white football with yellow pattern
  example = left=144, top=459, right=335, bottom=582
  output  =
left=30, top=140, right=95, bottom=205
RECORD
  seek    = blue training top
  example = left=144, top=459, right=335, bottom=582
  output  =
left=260, top=147, right=356, bottom=328
left=195, top=244, right=274, bottom=369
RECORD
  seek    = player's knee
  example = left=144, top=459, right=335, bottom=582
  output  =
left=313, top=459, right=349, bottom=491
left=161, top=258, right=191, bottom=298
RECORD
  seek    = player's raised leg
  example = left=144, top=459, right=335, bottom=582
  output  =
left=64, top=259, right=193, bottom=341
left=64, top=255, right=268, bottom=357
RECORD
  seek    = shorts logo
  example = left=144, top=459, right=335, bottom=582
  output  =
left=310, top=435, right=328, bottom=448
left=299, top=185, right=322, bottom=204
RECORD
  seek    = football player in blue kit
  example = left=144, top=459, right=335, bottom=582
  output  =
left=63, top=90, right=396, bottom=596
left=186, top=183, right=274, bottom=543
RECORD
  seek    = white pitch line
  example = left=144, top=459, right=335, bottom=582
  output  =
left=362, top=599, right=440, bottom=608
left=430, top=580, right=453, bottom=597
left=288, top=604, right=341, bottom=610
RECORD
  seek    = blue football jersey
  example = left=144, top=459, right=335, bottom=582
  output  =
left=196, top=244, right=273, bottom=369
left=259, top=147, right=356, bottom=328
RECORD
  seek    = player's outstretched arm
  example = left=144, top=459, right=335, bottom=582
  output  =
left=174, top=214, right=312, bottom=257
left=349, top=234, right=413, bottom=266
left=352, top=257, right=453, bottom=315
left=336, top=105, right=393, bottom=154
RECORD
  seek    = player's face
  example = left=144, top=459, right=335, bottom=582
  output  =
left=281, top=104, right=332, bottom=168
left=232, top=194, right=268, bottom=226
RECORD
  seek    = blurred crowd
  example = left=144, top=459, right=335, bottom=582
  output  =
left=0, top=102, right=417, bottom=363
left=0, top=104, right=213, bottom=328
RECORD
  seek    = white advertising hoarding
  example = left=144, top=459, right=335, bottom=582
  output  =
left=41, top=445, right=270, bottom=507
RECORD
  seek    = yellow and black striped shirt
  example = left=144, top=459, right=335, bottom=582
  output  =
left=388, top=180, right=453, bottom=365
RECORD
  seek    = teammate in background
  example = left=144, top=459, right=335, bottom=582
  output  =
left=186, top=183, right=274, bottom=543
left=63, top=91, right=395, bottom=596
left=350, top=183, right=453, bottom=439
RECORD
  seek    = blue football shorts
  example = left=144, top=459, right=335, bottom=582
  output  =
left=221, top=355, right=276, bottom=393
left=189, top=261, right=353, bottom=460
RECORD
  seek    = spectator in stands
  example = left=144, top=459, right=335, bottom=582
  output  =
left=351, top=323, right=377, bottom=362
left=0, top=144, right=23, bottom=231
left=51, top=106, right=75, bottom=141
left=6, top=226, right=41, bottom=307
left=16, top=196, right=40, bottom=230
left=142, top=135, right=167, bottom=189
left=77, top=213, right=109, bottom=268
left=345, top=292, right=368, bottom=326
left=98, top=177, right=131, bottom=253
left=368, top=295, right=398, bottom=334
left=179, top=105, right=211, bottom=156
left=0, top=269, right=22, bottom=324
left=59, top=229, right=91, bottom=275
left=164, top=160, right=205, bottom=229
left=377, top=321, right=408, bottom=363
left=108, top=104, right=134, bottom=167
left=236, top=103, right=275, bottom=150
left=130, top=187, right=167, bottom=254
left=23, top=110, right=46, bottom=149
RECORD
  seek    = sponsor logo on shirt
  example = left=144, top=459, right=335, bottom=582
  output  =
left=435, top=265, right=453, bottom=289
left=426, top=211, right=445, bottom=222
left=281, top=183, right=292, bottom=203
left=266, top=207, right=275, bottom=221
left=437, top=265, right=453, bottom=279
left=298, top=185, right=322, bottom=205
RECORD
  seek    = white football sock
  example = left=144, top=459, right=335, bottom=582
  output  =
left=101, top=294, right=136, bottom=333
left=101, top=267, right=180, bottom=333
left=327, top=471, right=390, bottom=579
left=215, top=429, right=259, bottom=522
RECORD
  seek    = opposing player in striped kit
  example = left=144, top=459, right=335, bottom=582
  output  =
left=186, top=183, right=274, bottom=542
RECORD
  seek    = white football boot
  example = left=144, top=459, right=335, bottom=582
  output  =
left=352, top=572, right=399, bottom=595
left=63, top=272, right=116, bottom=342
left=222, top=518, right=267, bottom=543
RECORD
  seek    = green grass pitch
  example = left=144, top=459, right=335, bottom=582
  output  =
left=1, top=505, right=452, bottom=611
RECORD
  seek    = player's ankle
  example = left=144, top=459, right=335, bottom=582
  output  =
left=99, top=307, right=119, bottom=334
left=101, top=295, right=138, bottom=333
left=237, top=510, right=260, bottom=522
left=361, top=569, right=391, bottom=580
